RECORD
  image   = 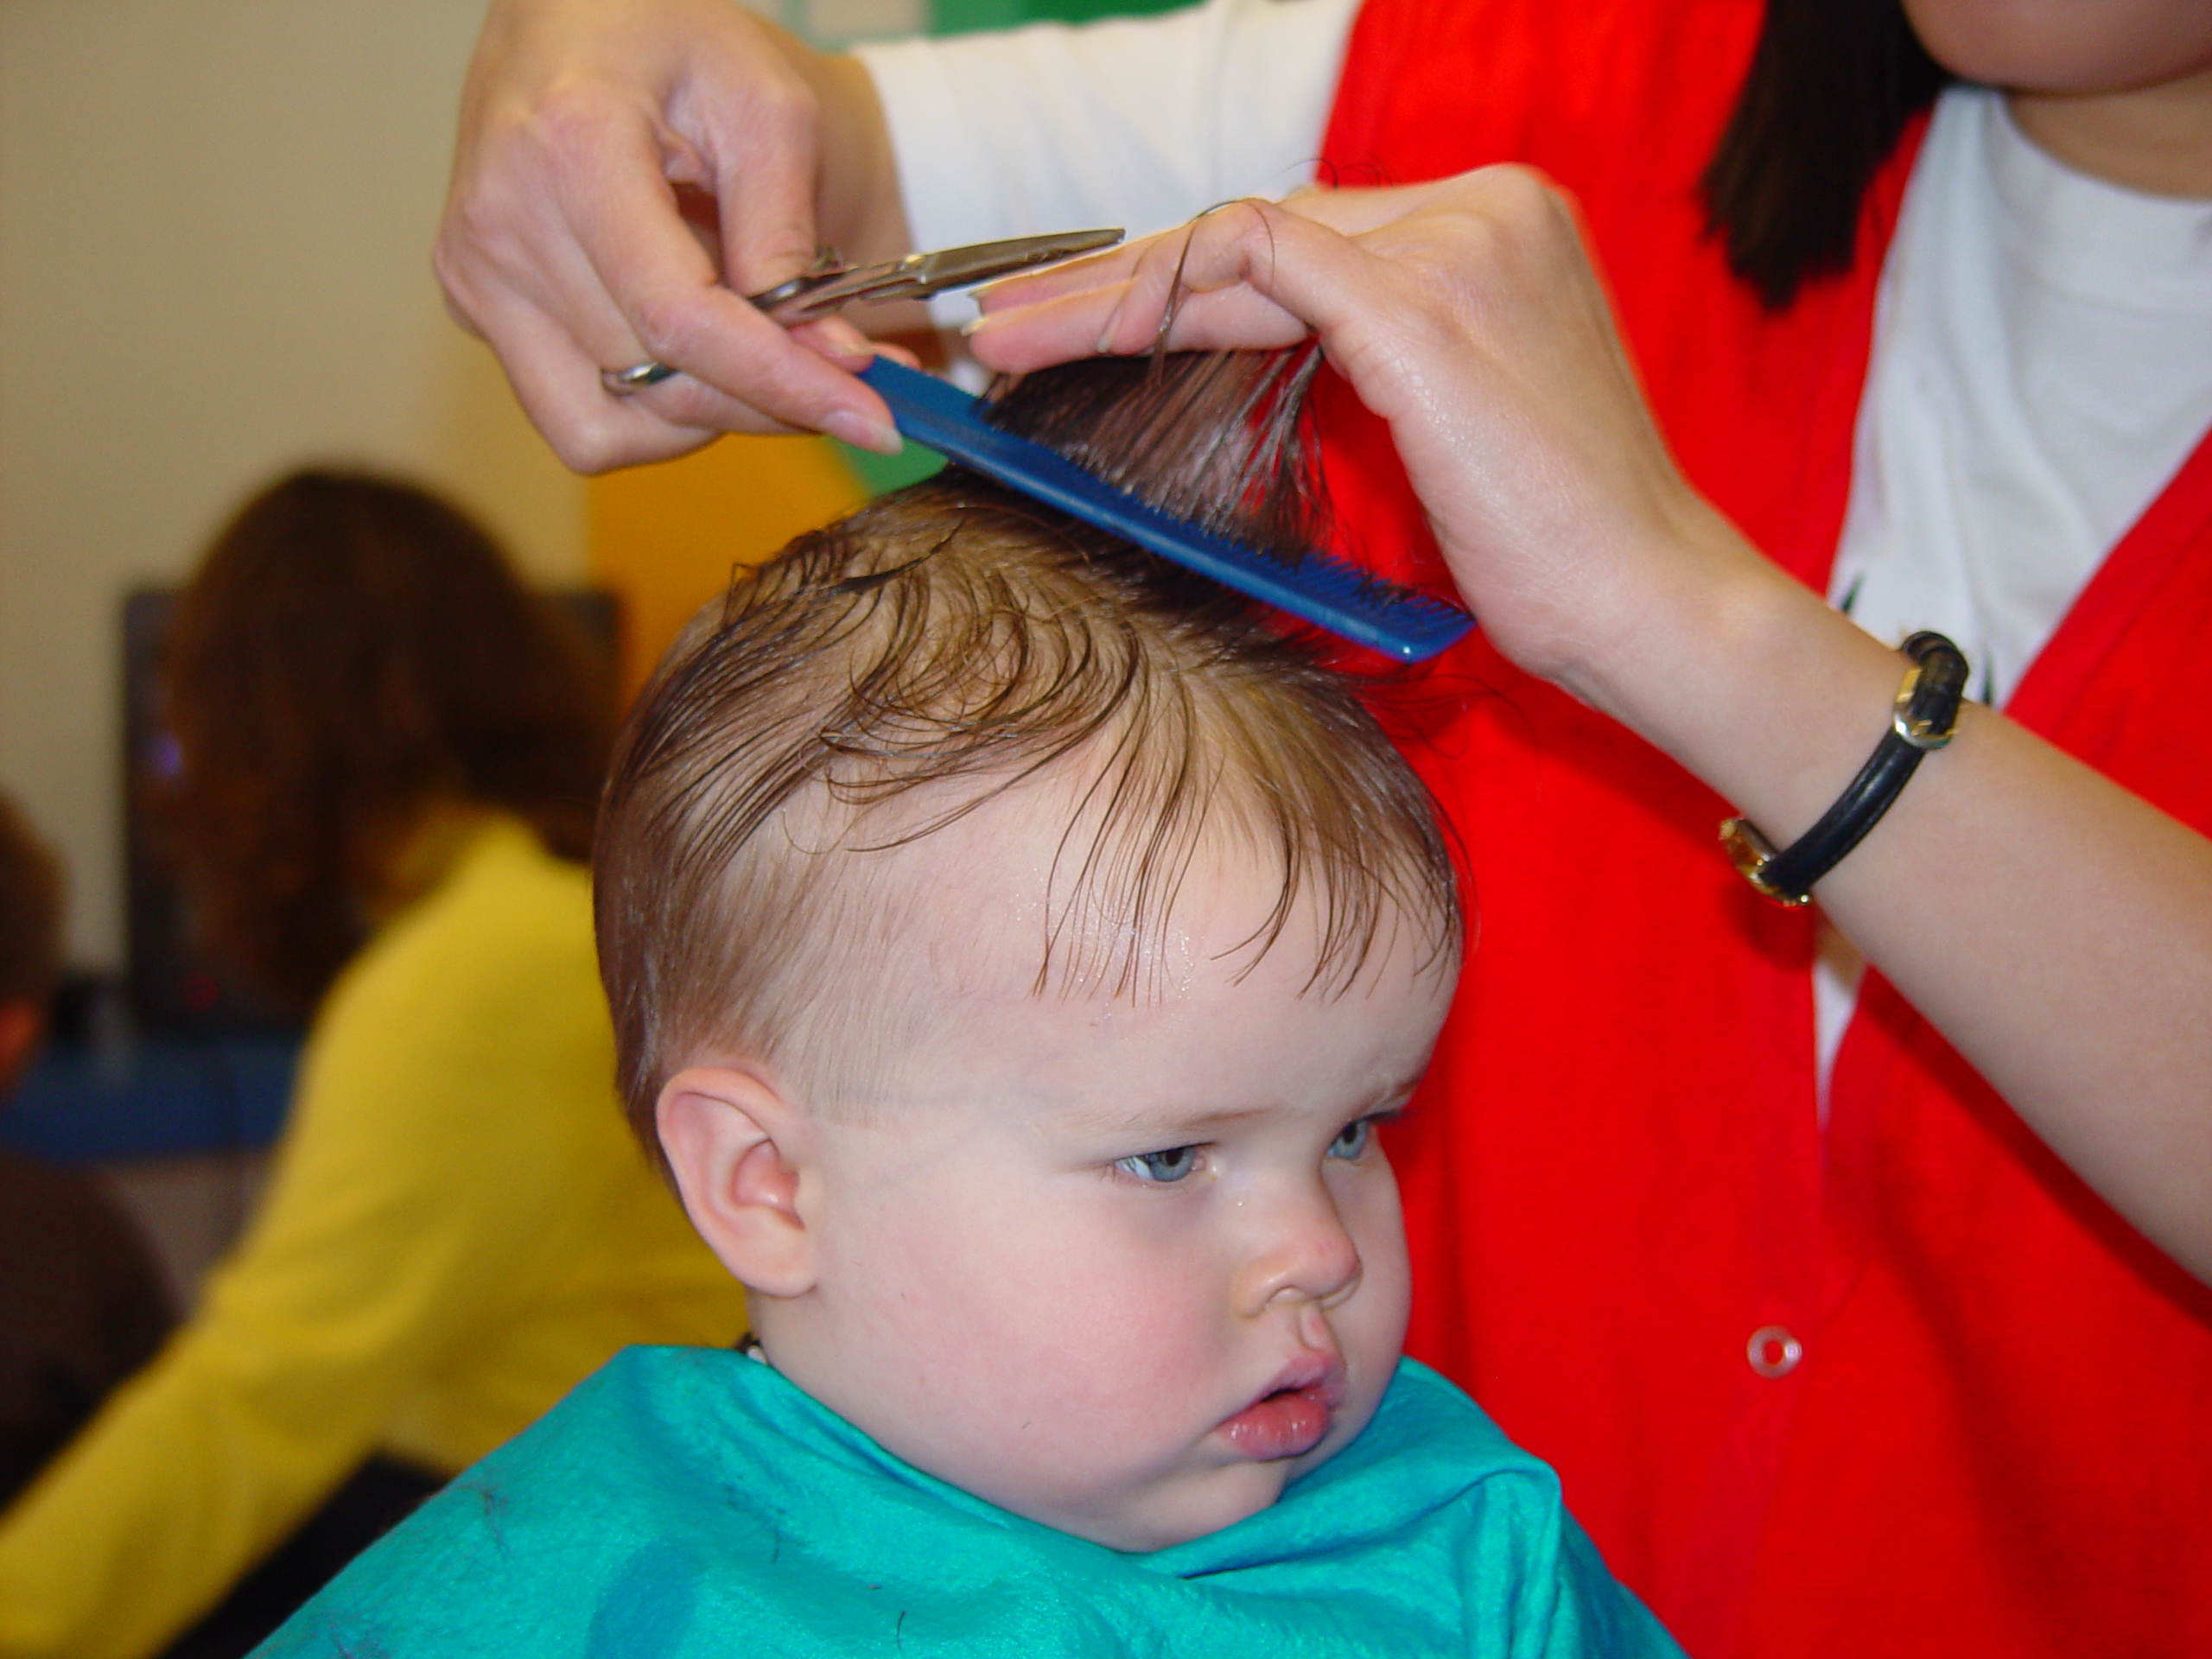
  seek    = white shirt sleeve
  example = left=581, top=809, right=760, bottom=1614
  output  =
left=854, top=0, right=1357, bottom=323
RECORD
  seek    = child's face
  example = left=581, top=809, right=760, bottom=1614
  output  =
left=748, top=808, right=1453, bottom=1554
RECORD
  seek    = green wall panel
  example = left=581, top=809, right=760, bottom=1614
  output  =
left=931, top=0, right=1189, bottom=35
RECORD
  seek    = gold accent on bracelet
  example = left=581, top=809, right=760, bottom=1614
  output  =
left=1718, top=817, right=1804, bottom=906
left=1717, top=631, right=1968, bottom=909
left=1891, top=663, right=1956, bottom=750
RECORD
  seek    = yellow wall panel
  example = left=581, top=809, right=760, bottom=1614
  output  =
left=588, top=435, right=868, bottom=696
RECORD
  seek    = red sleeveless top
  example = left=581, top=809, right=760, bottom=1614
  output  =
left=1317, top=3, right=2212, bottom=1655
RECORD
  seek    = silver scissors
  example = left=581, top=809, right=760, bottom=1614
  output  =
left=601, top=227, right=1123, bottom=397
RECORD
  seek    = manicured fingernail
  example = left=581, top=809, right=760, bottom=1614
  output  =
left=823, top=409, right=902, bottom=456
left=1096, top=302, right=1125, bottom=355
left=958, top=314, right=990, bottom=338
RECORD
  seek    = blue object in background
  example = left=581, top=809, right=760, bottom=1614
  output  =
left=0, top=1039, right=297, bottom=1166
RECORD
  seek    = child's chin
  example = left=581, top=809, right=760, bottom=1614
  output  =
left=1049, top=1462, right=1294, bottom=1555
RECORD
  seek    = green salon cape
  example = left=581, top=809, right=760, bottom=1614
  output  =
left=257, top=1347, right=1682, bottom=1658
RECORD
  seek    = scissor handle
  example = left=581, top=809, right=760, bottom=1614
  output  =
left=746, top=247, right=851, bottom=318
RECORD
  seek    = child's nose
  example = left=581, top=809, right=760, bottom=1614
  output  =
left=1235, top=1184, right=1363, bottom=1314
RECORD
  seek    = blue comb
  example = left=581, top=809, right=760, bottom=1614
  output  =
left=858, top=358, right=1474, bottom=664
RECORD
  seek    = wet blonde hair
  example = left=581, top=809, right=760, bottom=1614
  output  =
left=595, top=356, right=1459, bottom=1154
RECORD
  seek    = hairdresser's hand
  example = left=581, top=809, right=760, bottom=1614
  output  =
left=965, top=175, right=1771, bottom=716
left=976, top=175, right=2212, bottom=1292
left=436, top=0, right=909, bottom=472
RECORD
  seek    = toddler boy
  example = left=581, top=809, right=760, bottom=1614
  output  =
left=257, top=461, right=1680, bottom=1656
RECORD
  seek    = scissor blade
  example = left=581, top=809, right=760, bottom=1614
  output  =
left=747, top=229, right=1123, bottom=321
left=904, top=229, right=1123, bottom=296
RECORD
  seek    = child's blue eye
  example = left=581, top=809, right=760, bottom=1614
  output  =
left=1328, top=1118, right=1375, bottom=1160
left=1116, top=1145, right=1200, bottom=1184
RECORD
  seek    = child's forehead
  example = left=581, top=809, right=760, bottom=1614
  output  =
left=888, top=771, right=1294, bottom=993
left=749, top=707, right=1457, bottom=1119
left=886, top=785, right=1431, bottom=1005
left=838, top=748, right=1447, bottom=1007
left=867, top=852, right=1450, bottom=1137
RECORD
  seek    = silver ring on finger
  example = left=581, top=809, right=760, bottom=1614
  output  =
left=601, top=359, right=677, bottom=397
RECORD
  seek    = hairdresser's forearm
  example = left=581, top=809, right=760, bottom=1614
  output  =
left=1583, top=510, right=2212, bottom=1284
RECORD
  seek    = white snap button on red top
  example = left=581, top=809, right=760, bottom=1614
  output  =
left=1747, top=1325, right=1803, bottom=1378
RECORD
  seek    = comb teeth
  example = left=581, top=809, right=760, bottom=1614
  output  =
left=857, top=359, right=1475, bottom=664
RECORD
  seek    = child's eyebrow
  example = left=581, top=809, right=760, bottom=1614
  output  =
left=1058, top=1073, right=1427, bottom=1139
left=1058, top=1103, right=1276, bottom=1138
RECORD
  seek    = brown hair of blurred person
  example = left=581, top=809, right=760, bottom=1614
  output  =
left=156, top=469, right=612, bottom=1016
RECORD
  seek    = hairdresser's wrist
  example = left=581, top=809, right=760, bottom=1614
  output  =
left=1458, top=485, right=1753, bottom=721
left=1528, top=502, right=1907, bottom=847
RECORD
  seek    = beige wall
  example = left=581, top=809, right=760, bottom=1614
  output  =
left=0, top=0, right=587, bottom=969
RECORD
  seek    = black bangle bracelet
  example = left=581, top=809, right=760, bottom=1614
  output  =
left=1719, top=631, right=1970, bottom=907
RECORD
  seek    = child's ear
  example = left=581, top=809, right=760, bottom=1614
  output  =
left=657, top=1066, right=819, bottom=1299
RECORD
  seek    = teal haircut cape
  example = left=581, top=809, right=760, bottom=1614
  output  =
left=258, top=1348, right=1682, bottom=1658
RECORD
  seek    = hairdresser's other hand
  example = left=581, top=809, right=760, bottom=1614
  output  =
left=977, top=177, right=2212, bottom=1292
left=436, top=0, right=908, bottom=471
left=966, top=176, right=1768, bottom=719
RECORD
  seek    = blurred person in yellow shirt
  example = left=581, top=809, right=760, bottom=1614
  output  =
left=0, top=472, right=745, bottom=1659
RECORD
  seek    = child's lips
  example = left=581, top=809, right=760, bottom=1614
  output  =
left=1216, top=1351, right=1347, bottom=1462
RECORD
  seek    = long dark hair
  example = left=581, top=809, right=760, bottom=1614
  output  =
left=1700, top=0, right=1951, bottom=309
left=158, top=469, right=612, bottom=1012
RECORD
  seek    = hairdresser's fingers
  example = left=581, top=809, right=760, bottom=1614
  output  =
left=467, top=273, right=887, bottom=471
left=436, top=0, right=901, bottom=470
left=972, top=200, right=1300, bottom=325
left=474, top=289, right=727, bottom=467
left=1100, top=200, right=1319, bottom=352
left=1271, top=178, right=1471, bottom=236
left=970, top=241, right=1145, bottom=311
left=609, top=315, right=888, bottom=442
left=563, top=135, right=901, bottom=455
left=969, top=200, right=1348, bottom=367
left=1001, top=246, right=1122, bottom=301
left=867, top=338, right=923, bottom=370
left=967, top=276, right=1308, bottom=371
left=969, top=181, right=1455, bottom=321
left=979, top=172, right=1714, bottom=689
left=1300, top=172, right=1723, bottom=687
left=675, top=35, right=825, bottom=298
